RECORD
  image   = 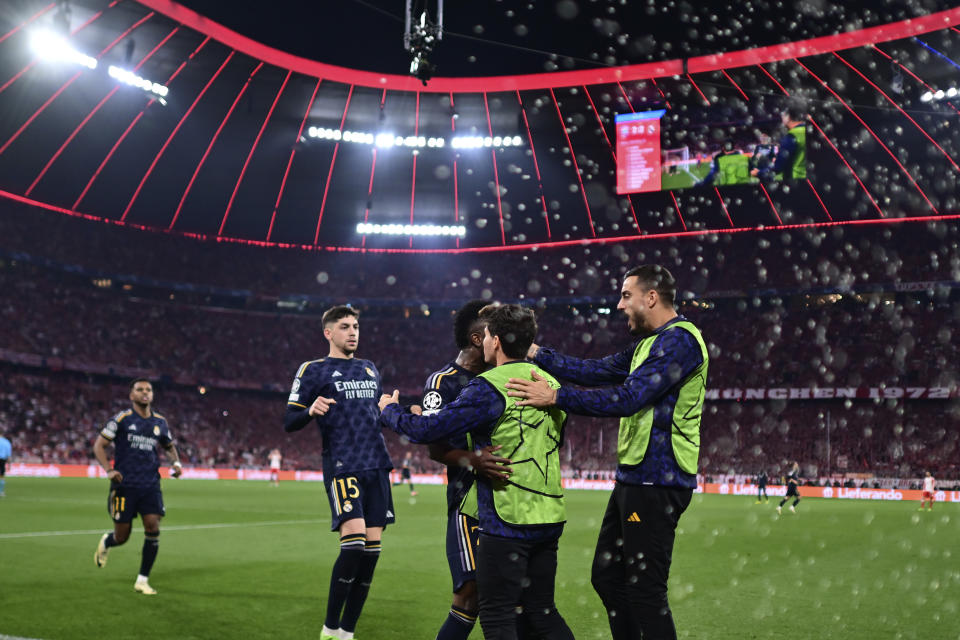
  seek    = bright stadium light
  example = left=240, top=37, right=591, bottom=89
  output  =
left=108, top=65, right=169, bottom=98
left=920, top=91, right=933, bottom=102
left=356, top=222, right=466, bottom=237
left=307, top=126, right=520, bottom=151
left=30, top=29, right=97, bottom=69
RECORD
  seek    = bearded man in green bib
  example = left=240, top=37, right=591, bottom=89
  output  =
left=379, top=303, right=574, bottom=640
left=507, top=265, right=709, bottom=640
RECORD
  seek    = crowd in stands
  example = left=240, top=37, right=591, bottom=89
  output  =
left=1, top=202, right=958, bottom=481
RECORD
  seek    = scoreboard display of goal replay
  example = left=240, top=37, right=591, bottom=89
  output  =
left=615, top=109, right=806, bottom=194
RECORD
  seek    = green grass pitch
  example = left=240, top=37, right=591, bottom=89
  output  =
left=660, top=162, right=711, bottom=190
left=0, top=478, right=956, bottom=639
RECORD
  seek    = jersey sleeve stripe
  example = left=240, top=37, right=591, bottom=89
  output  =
left=287, top=401, right=307, bottom=408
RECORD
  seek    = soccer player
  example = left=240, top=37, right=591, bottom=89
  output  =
left=422, top=299, right=513, bottom=640
left=399, top=450, right=417, bottom=496
left=92, top=379, right=183, bottom=595
left=283, top=305, right=393, bottom=640
left=506, top=264, right=709, bottom=640
left=919, top=471, right=935, bottom=511
left=756, top=469, right=769, bottom=504
left=777, top=462, right=801, bottom=515
left=751, top=103, right=806, bottom=181
left=0, top=430, right=11, bottom=497
left=269, top=448, right=282, bottom=486
left=380, top=304, right=574, bottom=640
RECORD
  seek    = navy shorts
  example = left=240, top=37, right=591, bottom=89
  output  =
left=785, top=483, right=800, bottom=498
left=401, top=468, right=412, bottom=480
left=446, top=509, right=480, bottom=592
left=324, top=469, right=395, bottom=532
left=108, top=483, right=165, bottom=523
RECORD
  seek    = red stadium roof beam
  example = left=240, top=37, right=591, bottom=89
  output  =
left=135, top=1, right=960, bottom=92
left=359, top=89, right=385, bottom=248
left=0, top=11, right=155, bottom=158
left=713, top=187, right=734, bottom=228
left=549, top=87, right=596, bottom=238
left=583, top=85, right=641, bottom=233
left=721, top=69, right=749, bottom=101
left=26, top=25, right=181, bottom=197
left=120, top=50, right=235, bottom=222
left=687, top=74, right=710, bottom=106
left=0, top=3, right=55, bottom=46
left=807, top=116, right=885, bottom=218
left=408, top=91, right=421, bottom=248
left=313, top=84, right=355, bottom=245
left=794, top=57, right=939, bottom=214
left=756, top=64, right=790, bottom=96
left=168, top=62, right=264, bottom=230
left=218, top=70, right=291, bottom=236
left=0, top=0, right=120, bottom=96
left=359, top=148, right=379, bottom=249
left=806, top=179, right=833, bottom=222
left=832, top=52, right=960, bottom=174
left=516, top=90, right=551, bottom=239
left=758, top=183, right=783, bottom=225
left=268, top=79, right=322, bottom=243
left=6, top=187, right=960, bottom=255
left=449, top=92, right=461, bottom=248
left=73, top=36, right=211, bottom=210
left=483, top=92, right=507, bottom=246
left=669, top=191, right=688, bottom=231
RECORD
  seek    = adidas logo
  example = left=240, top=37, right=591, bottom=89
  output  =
left=386, top=510, right=394, bottom=518
left=627, top=512, right=642, bottom=523
left=332, top=371, right=342, bottom=377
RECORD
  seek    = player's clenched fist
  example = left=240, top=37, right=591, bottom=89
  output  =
left=309, top=395, right=337, bottom=417
left=378, top=389, right=399, bottom=412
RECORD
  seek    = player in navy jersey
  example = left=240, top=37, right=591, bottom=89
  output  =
left=423, top=300, right=513, bottom=640
left=283, top=305, right=393, bottom=640
left=777, top=462, right=801, bottom=514
left=507, top=265, right=709, bottom=640
left=92, top=379, right=182, bottom=595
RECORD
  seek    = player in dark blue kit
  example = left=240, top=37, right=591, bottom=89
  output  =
left=423, top=300, right=513, bottom=640
left=777, top=462, right=801, bottom=515
left=756, top=470, right=769, bottom=504
left=92, top=379, right=182, bottom=595
left=283, top=306, right=393, bottom=640
left=381, top=304, right=575, bottom=640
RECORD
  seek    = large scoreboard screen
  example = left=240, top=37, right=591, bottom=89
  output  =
left=615, top=110, right=666, bottom=194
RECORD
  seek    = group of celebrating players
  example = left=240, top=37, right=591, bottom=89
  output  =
left=91, top=264, right=710, bottom=640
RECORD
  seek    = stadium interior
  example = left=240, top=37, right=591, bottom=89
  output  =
left=1, top=0, right=958, bottom=488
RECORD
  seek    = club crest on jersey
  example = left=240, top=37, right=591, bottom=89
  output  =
left=154, top=425, right=161, bottom=436
left=423, top=391, right=443, bottom=411
left=343, top=501, right=353, bottom=512
left=365, top=367, right=375, bottom=377
left=291, top=378, right=301, bottom=393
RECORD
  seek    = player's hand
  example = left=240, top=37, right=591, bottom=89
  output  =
left=526, top=342, right=540, bottom=360
left=750, top=168, right=759, bottom=177
left=107, top=469, right=123, bottom=483
left=409, top=405, right=423, bottom=415
left=309, top=395, right=337, bottom=417
left=505, top=370, right=558, bottom=407
left=171, top=462, right=182, bottom=478
left=471, top=445, right=513, bottom=482
left=378, top=390, right=400, bottom=412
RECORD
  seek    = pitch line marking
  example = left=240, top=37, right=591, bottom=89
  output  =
left=0, top=518, right=325, bottom=540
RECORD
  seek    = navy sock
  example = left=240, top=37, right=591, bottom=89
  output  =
left=435, top=605, right=478, bottom=640
left=778, top=498, right=787, bottom=507
left=409, top=484, right=416, bottom=493
left=325, top=534, right=366, bottom=630
left=793, top=498, right=800, bottom=507
left=340, top=540, right=381, bottom=633
left=104, top=532, right=118, bottom=548
left=139, top=533, right=159, bottom=577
